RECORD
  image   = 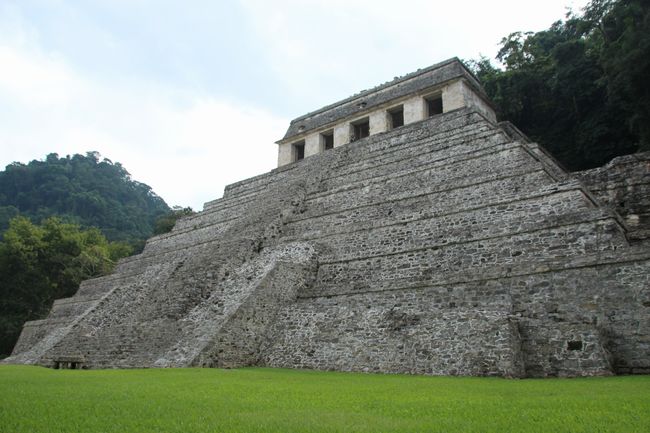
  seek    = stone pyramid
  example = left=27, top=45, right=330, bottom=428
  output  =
left=7, top=59, right=650, bottom=377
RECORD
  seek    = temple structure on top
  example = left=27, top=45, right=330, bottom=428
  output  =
left=276, top=58, right=496, bottom=166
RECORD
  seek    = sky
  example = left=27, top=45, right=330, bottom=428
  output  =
left=0, top=0, right=590, bottom=210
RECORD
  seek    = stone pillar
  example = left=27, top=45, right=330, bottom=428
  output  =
left=304, top=133, right=321, bottom=157
left=459, top=80, right=497, bottom=122
left=403, top=95, right=425, bottom=124
left=369, top=110, right=389, bottom=135
left=442, top=80, right=465, bottom=112
left=277, top=142, right=294, bottom=167
left=334, top=123, right=350, bottom=148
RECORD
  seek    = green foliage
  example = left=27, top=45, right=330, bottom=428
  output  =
left=0, top=217, right=132, bottom=356
left=595, top=0, right=650, bottom=150
left=467, top=0, right=648, bottom=170
left=0, top=152, right=170, bottom=246
left=0, top=366, right=649, bottom=432
left=153, top=206, right=195, bottom=235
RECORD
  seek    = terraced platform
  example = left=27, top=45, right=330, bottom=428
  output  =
left=7, top=100, right=650, bottom=377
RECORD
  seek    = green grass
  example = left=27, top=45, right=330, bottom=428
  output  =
left=0, top=366, right=648, bottom=433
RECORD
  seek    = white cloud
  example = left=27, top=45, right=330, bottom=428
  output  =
left=0, top=45, right=76, bottom=107
left=122, top=98, right=284, bottom=210
left=239, top=0, right=591, bottom=107
left=0, top=32, right=286, bottom=210
left=0, top=0, right=593, bottom=211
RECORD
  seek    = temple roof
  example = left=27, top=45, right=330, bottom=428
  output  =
left=280, top=57, right=486, bottom=141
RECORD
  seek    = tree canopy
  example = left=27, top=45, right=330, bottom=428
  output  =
left=0, top=217, right=133, bottom=356
left=153, top=206, right=195, bottom=236
left=468, top=0, right=649, bottom=170
left=0, top=152, right=170, bottom=246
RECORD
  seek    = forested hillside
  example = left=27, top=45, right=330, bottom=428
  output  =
left=0, top=152, right=170, bottom=246
left=469, top=0, right=649, bottom=170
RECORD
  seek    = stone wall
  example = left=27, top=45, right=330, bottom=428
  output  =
left=577, top=153, right=650, bottom=242
left=281, top=58, right=486, bottom=140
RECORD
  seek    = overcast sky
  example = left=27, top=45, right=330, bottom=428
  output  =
left=0, top=0, right=590, bottom=210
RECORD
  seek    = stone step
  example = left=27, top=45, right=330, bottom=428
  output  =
left=113, top=182, right=305, bottom=274
left=39, top=256, right=209, bottom=367
left=214, top=160, right=309, bottom=206
left=356, top=109, right=489, bottom=158
left=48, top=296, right=102, bottom=319
left=317, top=208, right=617, bottom=264
left=75, top=273, right=133, bottom=298
left=285, top=185, right=593, bottom=241
left=114, top=237, right=256, bottom=276
left=306, top=218, right=628, bottom=298
left=316, top=127, right=506, bottom=193
left=326, top=116, right=495, bottom=181
left=41, top=243, right=316, bottom=369
left=215, top=109, right=487, bottom=204
left=308, top=141, right=532, bottom=205
left=179, top=124, right=511, bottom=246
left=9, top=318, right=71, bottom=359
left=178, top=166, right=313, bottom=234
left=191, top=113, right=497, bottom=234
left=143, top=217, right=237, bottom=255
left=289, top=191, right=609, bottom=263
left=299, top=166, right=556, bottom=224
left=98, top=161, right=566, bottom=293
left=293, top=113, right=494, bottom=195
left=123, top=181, right=306, bottom=270
left=219, top=162, right=300, bottom=202
left=175, top=196, right=254, bottom=229
left=202, top=188, right=266, bottom=213
left=172, top=131, right=509, bottom=242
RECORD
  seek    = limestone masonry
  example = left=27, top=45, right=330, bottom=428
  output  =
left=6, top=58, right=650, bottom=377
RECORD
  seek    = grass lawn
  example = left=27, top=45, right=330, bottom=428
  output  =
left=0, top=365, right=648, bottom=432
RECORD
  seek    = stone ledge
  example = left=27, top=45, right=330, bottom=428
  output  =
left=299, top=248, right=650, bottom=299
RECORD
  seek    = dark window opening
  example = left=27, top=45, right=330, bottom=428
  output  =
left=426, top=96, right=443, bottom=117
left=293, top=141, right=305, bottom=162
left=567, top=341, right=583, bottom=351
left=351, top=119, right=370, bottom=141
left=322, top=132, right=334, bottom=150
left=54, top=360, right=83, bottom=369
left=389, top=106, right=404, bottom=129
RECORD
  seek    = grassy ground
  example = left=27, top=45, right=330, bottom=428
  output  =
left=0, top=365, right=648, bottom=433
